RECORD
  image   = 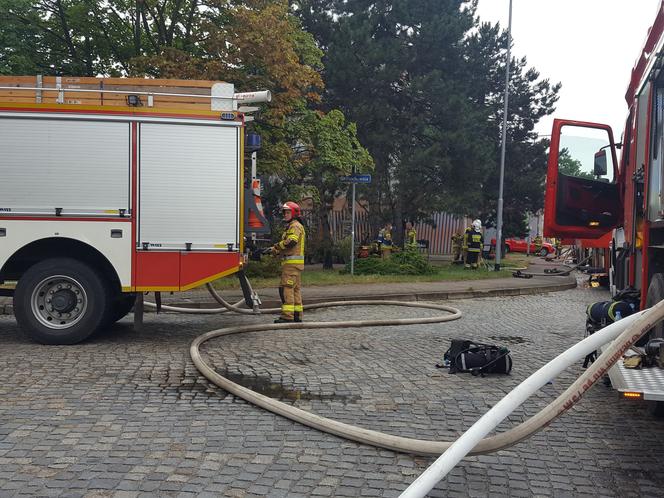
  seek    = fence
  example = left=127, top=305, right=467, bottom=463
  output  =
left=302, top=207, right=467, bottom=256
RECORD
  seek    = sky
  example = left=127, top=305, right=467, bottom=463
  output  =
left=475, top=0, right=661, bottom=139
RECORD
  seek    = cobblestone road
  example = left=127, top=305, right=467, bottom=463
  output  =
left=2, top=284, right=664, bottom=497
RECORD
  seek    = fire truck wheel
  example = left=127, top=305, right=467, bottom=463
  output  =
left=644, top=273, right=664, bottom=344
left=14, top=258, right=112, bottom=345
left=110, top=293, right=137, bottom=324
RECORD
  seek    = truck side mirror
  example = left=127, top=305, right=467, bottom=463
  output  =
left=594, top=149, right=607, bottom=177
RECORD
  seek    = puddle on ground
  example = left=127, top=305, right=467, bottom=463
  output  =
left=489, top=335, right=528, bottom=344
left=216, top=368, right=360, bottom=404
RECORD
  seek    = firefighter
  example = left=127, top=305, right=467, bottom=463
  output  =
left=465, top=219, right=483, bottom=269
left=554, top=238, right=562, bottom=257
left=451, top=228, right=464, bottom=263
left=405, top=222, right=418, bottom=251
left=378, top=223, right=393, bottom=259
left=266, top=201, right=306, bottom=323
left=534, top=234, right=543, bottom=254
left=461, top=224, right=473, bottom=264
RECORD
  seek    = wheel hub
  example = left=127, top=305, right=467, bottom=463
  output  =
left=31, top=276, right=88, bottom=329
left=51, top=289, right=77, bottom=313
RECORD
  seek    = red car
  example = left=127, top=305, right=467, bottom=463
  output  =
left=491, top=238, right=555, bottom=257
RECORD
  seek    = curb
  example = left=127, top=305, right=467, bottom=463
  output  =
left=0, top=280, right=577, bottom=316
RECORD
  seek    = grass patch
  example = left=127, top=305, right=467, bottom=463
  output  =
left=210, top=253, right=528, bottom=290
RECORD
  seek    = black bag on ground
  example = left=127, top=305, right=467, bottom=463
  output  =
left=438, top=339, right=512, bottom=376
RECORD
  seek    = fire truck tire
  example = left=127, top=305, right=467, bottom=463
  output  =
left=645, top=273, right=664, bottom=342
left=14, top=258, right=112, bottom=345
left=110, top=293, right=137, bottom=324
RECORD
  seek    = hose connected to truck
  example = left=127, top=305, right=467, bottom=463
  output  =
left=146, top=281, right=664, bottom=495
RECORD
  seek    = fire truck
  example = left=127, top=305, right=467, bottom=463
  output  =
left=544, top=3, right=664, bottom=404
left=0, top=76, right=269, bottom=345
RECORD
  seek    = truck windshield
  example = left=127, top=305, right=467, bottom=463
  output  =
left=558, top=126, right=614, bottom=183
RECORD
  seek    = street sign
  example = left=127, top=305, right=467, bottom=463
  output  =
left=340, top=173, right=372, bottom=184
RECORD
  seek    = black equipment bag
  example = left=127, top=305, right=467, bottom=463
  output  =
left=439, top=339, right=512, bottom=376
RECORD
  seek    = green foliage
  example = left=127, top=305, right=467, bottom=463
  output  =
left=558, top=148, right=593, bottom=179
left=343, top=251, right=435, bottom=276
left=243, top=255, right=282, bottom=279
left=297, top=1, right=560, bottom=237
left=335, top=236, right=353, bottom=264
left=464, top=22, right=560, bottom=237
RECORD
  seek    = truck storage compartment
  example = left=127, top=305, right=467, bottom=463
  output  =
left=0, top=116, right=130, bottom=216
left=138, top=122, right=240, bottom=251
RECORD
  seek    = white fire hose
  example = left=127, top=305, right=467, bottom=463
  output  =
left=147, top=283, right=664, bottom=496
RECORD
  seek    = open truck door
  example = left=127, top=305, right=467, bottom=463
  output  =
left=544, top=119, right=622, bottom=239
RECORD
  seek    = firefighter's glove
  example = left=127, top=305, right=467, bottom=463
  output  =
left=261, top=247, right=274, bottom=256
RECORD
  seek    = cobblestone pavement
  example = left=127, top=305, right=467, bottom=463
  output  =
left=2, top=284, right=664, bottom=497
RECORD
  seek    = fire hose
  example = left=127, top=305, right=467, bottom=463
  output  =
left=512, top=254, right=592, bottom=278
left=147, top=282, right=663, bottom=495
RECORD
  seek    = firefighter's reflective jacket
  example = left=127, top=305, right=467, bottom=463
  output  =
left=272, top=219, right=305, bottom=270
left=465, top=229, right=483, bottom=253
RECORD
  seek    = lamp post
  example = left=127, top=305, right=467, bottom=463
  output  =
left=495, top=0, right=513, bottom=272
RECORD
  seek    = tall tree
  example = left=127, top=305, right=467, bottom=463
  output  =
left=297, top=0, right=493, bottom=241
left=298, top=1, right=560, bottom=239
left=466, top=22, right=560, bottom=236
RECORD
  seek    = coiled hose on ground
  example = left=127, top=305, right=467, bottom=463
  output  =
left=147, top=279, right=662, bottom=495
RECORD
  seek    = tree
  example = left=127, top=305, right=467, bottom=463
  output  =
left=297, top=1, right=560, bottom=242
left=269, top=107, right=373, bottom=268
left=558, top=147, right=593, bottom=179
left=466, top=22, right=561, bottom=237
left=297, top=0, right=492, bottom=243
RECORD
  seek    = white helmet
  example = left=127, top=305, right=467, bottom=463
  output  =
left=472, top=219, right=482, bottom=230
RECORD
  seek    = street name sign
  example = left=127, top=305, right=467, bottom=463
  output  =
left=340, top=174, right=372, bottom=184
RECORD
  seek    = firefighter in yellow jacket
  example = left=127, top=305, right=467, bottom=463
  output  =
left=451, top=229, right=464, bottom=263
left=268, top=201, right=306, bottom=323
left=405, top=221, right=418, bottom=251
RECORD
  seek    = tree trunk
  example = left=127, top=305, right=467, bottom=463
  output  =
left=320, top=203, right=334, bottom=270
left=393, top=194, right=404, bottom=248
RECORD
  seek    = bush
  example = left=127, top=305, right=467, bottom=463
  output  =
left=342, top=250, right=435, bottom=275
left=391, top=250, right=436, bottom=274
left=244, top=255, right=281, bottom=279
left=335, top=235, right=353, bottom=264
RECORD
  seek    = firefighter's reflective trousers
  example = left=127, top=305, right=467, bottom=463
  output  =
left=279, top=260, right=303, bottom=321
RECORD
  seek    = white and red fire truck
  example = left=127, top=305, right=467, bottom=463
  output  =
left=0, top=76, right=269, bottom=345
left=544, top=2, right=664, bottom=405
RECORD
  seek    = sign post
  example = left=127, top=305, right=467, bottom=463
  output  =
left=339, top=173, right=372, bottom=275
left=351, top=182, right=356, bottom=275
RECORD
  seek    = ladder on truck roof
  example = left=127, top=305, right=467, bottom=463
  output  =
left=0, top=75, right=270, bottom=114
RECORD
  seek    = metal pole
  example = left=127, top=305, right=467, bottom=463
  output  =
left=350, top=183, right=356, bottom=275
left=526, top=211, right=530, bottom=256
left=495, top=0, right=513, bottom=272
